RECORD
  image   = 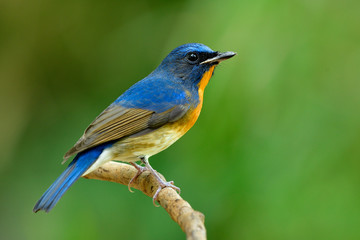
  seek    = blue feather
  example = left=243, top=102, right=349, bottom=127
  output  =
left=111, top=43, right=217, bottom=113
left=114, top=78, right=191, bottom=113
left=33, top=142, right=113, bottom=213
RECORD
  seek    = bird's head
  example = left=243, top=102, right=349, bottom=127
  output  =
left=153, top=43, right=236, bottom=85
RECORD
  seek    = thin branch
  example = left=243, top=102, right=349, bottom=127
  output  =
left=83, top=161, right=206, bottom=240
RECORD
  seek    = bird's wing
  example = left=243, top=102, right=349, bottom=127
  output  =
left=63, top=103, right=189, bottom=161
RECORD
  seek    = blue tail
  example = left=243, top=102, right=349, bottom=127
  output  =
left=33, top=143, right=112, bottom=213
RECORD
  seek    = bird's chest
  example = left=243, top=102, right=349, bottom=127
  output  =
left=111, top=123, right=185, bottom=161
left=111, top=103, right=203, bottom=161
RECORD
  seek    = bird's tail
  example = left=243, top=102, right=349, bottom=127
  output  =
left=33, top=148, right=103, bottom=213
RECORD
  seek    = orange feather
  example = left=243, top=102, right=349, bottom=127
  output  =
left=181, top=65, right=216, bottom=133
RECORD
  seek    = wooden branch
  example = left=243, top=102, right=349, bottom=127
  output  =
left=83, top=161, right=206, bottom=240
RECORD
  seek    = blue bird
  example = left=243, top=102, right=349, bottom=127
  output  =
left=33, top=43, right=236, bottom=213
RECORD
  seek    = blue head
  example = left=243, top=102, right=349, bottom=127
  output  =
left=152, top=43, right=236, bottom=85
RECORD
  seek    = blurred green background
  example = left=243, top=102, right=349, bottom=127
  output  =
left=1, top=0, right=360, bottom=239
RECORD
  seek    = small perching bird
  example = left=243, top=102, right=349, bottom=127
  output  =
left=33, top=43, right=236, bottom=213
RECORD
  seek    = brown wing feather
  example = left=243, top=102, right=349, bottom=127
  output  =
left=63, top=105, right=153, bottom=161
left=63, top=104, right=189, bottom=162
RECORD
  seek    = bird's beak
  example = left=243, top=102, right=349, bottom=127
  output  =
left=200, top=51, right=237, bottom=65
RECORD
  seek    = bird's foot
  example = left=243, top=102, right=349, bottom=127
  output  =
left=139, top=156, right=181, bottom=206
left=152, top=179, right=181, bottom=207
left=128, top=162, right=147, bottom=192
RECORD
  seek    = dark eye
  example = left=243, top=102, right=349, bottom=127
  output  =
left=186, top=52, right=199, bottom=64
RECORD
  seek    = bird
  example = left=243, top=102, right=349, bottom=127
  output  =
left=33, top=43, right=236, bottom=213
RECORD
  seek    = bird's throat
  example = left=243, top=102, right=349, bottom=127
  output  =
left=197, top=65, right=215, bottom=102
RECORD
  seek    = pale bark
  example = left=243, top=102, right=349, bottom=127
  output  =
left=83, top=161, right=206, bottom=240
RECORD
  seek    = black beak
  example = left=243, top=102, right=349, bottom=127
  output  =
left=201, top=51, right=236, bottom=65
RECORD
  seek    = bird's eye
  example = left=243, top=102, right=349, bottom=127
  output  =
left=186, top=52, right=199, bottom=64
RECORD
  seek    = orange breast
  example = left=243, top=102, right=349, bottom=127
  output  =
left=180, top=65, right=216, bottom=133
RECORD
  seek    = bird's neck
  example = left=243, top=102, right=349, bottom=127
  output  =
left=187, top=65, right=216, bottom=123
left=197, top=65, right=215, bottom=103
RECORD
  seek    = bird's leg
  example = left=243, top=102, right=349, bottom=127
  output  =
left=128, top=162, right=147, bottom=193
left=140, top=156, right=181, bottom=206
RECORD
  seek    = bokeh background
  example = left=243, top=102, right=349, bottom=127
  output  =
left=1, top=0, right=360, bottom=239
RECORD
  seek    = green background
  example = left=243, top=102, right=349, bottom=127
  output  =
left=1, top=0, right=359, bottom=239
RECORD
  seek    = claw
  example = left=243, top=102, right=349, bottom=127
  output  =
left=152, top=181, right=181, bottom=206
left=128, top=162, right=147, bottom=192
left=139, top=156, right=181, bottom=206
